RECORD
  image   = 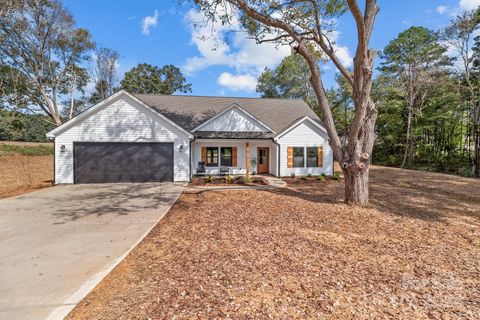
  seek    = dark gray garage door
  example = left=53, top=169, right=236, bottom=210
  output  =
left=74, top=142, right=174, bottom=183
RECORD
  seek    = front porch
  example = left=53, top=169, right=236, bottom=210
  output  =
left=191, top=139, right=278, bottom=177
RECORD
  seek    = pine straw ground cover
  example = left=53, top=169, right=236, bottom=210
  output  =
left=67, top=166, right=480, bottom=319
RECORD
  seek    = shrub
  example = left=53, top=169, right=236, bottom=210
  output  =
left=226, top=175, right=234, bottom=184
left=290, top=173, right=295, bottom=178
left=244, top=175, right=252, bottom=183
left=0, top=143, right=54, bottom=156
left=321, top=173, right=326, bottom=177
left=206, top=175, right=212, bottom=183
left=317, top=175, right=326, bottom=181
left=300, top=176, right=307, bottom=180
left=332, top=172, right=341, bottom=181
left=307, top=173, right=312, bottom=178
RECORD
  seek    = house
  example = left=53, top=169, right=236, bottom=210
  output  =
left=46, top=90, right=333, bottom=183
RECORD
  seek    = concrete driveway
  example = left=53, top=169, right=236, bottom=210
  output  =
left=0, top=182, right=184, bottom=320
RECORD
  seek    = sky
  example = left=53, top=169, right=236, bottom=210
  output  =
left=62, top=0, right=480, bottom=98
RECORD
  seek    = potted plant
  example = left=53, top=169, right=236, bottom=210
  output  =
left=250, top=157, right=258, bottom=175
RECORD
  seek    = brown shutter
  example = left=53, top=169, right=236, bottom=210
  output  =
left=232, top=147, right=237, bottom=166
left=317, top=146, right=323, bottom=167
left=201, top=147, right=207, bottom=163
left=287, top=147, right=293, bottom=168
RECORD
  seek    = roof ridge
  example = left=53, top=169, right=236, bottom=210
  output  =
left=134, top=93, right=305, bottom=101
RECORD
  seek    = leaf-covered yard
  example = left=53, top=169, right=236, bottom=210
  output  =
left=67, top=166, right=480, bottom=319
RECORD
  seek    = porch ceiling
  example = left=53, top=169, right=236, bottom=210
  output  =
left=193, top=131, right=275, bottom=139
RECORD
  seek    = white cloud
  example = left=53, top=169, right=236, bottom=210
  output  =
left=183, top=8, right=353, bottom=93
left=459, top=0, right=480, bottom=10
left=182, top=8, right=292, bottom=92
left=335, top=46, right=353, bottom=68
left=447, top=0, right=480, bottom=16
left=141, top=10, right=159, bottom=36
left=183, top=9, right=291, bottom=76
left=217, top=72, right=257, bottom=91
left=436, top=5, right=448, bottom=14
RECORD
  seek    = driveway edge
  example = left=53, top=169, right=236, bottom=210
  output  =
left=46, top=185, right=185, bottom=320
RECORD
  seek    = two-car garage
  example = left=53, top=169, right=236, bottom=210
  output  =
left=47, top=91, right=192, bottom=184
left=73, top=142, right=174, bottom=183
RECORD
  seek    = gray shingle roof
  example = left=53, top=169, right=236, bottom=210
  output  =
left=134, top=94, right=321, bottom=134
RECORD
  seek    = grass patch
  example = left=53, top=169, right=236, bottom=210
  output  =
left=0, top=144, right=54, bottom=156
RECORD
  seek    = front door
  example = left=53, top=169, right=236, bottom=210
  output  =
left=257, top=147, right=269, bottom=174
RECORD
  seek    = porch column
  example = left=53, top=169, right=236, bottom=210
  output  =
left=246, top=142, right=249, bottom=177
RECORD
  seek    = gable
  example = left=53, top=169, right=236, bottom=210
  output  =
left=193, top=106, right=271, bottom=133
left=275, top=117, right=328, bottom=143
left=46, top=91, right=192, bottom=138
left=57, top=96, right=190, bottom=141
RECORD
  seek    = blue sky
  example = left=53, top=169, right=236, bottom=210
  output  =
left=62, top=0, right=480, bottom=97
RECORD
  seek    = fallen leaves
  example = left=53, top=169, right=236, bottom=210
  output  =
left=67, top=166, right=480, bottom=320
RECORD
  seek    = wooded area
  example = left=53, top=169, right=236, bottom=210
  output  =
left=256, top=9, right=480, bottom=179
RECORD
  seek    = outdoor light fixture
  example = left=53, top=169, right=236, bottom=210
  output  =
left=60, top=145, right=66, bottom=153
left=178, top=145, right=184, bottom=152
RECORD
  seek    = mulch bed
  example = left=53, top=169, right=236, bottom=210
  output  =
left=67, top=166, right=480, bottom=319
left=190, top=176, right=267, bottom=186
left=283, top=176, right=340, bottom=186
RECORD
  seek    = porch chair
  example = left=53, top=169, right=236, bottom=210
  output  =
left=196, top=162, right=206, bottom=176
left=219, top=166, right=230, bottom=176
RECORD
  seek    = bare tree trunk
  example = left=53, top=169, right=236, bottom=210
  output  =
left=342, top=98, right=377, bottom=206
left=401, top=109, right=413, bottom=168
left=344, top=165, right=369, bottom=205
left=39, top=86, right=62, bottom=125
left=69, top=94, right=74, bottom=119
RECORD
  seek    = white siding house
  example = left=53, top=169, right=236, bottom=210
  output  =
left=47, top=90, right=333, bottom=184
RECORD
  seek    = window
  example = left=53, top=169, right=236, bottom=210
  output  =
left=293, top=147, right=304, bottom=168
left=307, top=147, right=318, bottom=167
left=206, top=147, right=218, bottom=167
left=221, top=147, right=232, bottom=166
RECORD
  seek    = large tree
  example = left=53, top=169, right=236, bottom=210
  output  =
left=442, top=10, right=480, bottom=177
left=0, top=0, right=94, bottom=125
left=121, top=63, right=192, bottom=95
left=380, top=26, right=451, bottom=168
left=195, top=0, right=379, bottom=206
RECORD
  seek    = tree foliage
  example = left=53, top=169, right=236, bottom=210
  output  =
left=0, top=0, right=94, bottom=125
left=121, top=63, right=192, bottom=95
left=89, top=46, right=120, bottom=104
left=380, top=26, right=452, bottom=167
left=257, top=54, right=318, bottom=112
left=0, top=109, right=55, bottom=142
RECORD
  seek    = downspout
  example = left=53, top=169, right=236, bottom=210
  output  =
left=189, top=136, right=196, bottom=182
left=272, top=138, right=280, bottom=177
